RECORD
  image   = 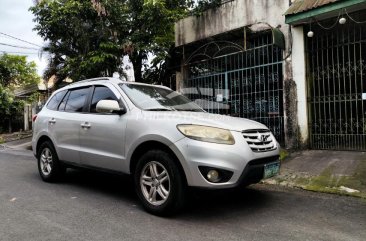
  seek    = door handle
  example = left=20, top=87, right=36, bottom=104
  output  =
left=81, top=122, right=91, bottom=129
left=48, top=118, right=56, bottom=124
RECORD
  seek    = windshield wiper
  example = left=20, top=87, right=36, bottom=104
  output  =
left=177, top=109, right=203, bottom=112
left=145, top=108, right=174, bottom=111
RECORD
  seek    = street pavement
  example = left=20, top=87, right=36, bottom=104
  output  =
left=0, top=148, right=365, bottom=241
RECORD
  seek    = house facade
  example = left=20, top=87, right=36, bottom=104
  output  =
left=174, top=0, right=366, bottom=150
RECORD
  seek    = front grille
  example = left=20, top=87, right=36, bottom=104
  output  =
left=242, top=129, right=276, bottom=152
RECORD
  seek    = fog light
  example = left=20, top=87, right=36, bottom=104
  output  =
left=207, top=170, right=220, bottom=182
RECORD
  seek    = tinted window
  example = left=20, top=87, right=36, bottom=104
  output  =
left=90, top=86, right=118, bottom=113
left=64, top=88, right=90, bottom=112
left=46, top=90, right=66, bottom=110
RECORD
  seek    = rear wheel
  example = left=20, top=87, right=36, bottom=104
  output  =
left=134, top=150, right=186, bottom=216
left=37, top=141, right=65, bottom=182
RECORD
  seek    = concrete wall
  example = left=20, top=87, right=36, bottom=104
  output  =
left=175, top=0, right=288, bottom=46
left=175, top=0, right=309, bottom=149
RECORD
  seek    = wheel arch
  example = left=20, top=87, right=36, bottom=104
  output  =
left=129, top=141, right=188, bottom=186
left=36, top=135, right=54, bottom=158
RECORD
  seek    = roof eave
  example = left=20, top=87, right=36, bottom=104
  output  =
left=285, top=0, right=366, bottom=25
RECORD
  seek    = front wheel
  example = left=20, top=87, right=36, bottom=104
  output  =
left=134, top=150, right=186, bottom=216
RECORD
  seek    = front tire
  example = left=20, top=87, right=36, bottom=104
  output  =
left=37, top=141, right=65, bottom=182
left=134, top=150, right=186, bottom=216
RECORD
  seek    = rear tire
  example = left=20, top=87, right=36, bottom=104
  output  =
left=37, top=141, right=65, bottom=182
left=134, top=149, right=186, bottom=216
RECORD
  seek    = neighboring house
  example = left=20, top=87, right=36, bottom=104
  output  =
left=14, top=82, right=47, bottom=131
left=174, top=0, right=366, bottom=151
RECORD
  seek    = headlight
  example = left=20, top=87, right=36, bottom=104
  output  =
left=177, top=125, right=235, bottom=145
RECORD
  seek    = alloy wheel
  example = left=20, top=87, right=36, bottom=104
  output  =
left=140, top=161, right=170, bottom=206
left=40, top=147, right=53, bottom=176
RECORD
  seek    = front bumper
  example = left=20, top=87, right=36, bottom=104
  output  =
left=171, top=131, right=280, bottom=188
left=236, top=155, right=280, bottom=186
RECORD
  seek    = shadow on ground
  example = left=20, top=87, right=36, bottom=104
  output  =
left=47, top=168, right=272, bottom=217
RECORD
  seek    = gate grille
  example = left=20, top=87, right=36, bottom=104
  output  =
left=182, top=31, right=284, bottom=144
left=306, top=11, right=366, bottom=150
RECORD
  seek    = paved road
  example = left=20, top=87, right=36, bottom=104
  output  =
left=0, top=148, right=365, bottom=241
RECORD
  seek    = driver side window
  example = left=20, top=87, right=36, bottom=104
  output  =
left=90, top=86, right=119, bottom=113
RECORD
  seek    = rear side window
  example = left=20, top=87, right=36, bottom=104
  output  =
left=63, top=88, right=90, bottom=112
left=90, top=86, right=118, bottom=113
left=46, top=90, right=66, bottom=110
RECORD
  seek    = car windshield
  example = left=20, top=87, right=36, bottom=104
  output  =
left=119, top=83, right=204, bottom=112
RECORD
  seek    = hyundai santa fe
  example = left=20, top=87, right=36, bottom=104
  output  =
left=32, top=77, right=280, bottom=215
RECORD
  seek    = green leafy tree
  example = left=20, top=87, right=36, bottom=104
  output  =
left=0, top=84, right=24, bottom=133
left=0, top=54, right=40, bottom=88
left=31, top=0, right=222, bottom=84
left=31, top=0, right=129, bottom=83
left=0, top=54, right=40, bottom=132
left=124, top=0, right=190, bottom=83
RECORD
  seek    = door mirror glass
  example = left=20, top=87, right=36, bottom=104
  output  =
left=96, top=100, right=124, bottom=114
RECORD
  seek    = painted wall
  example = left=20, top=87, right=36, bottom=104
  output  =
left=291, top=26, right=309, bottom=146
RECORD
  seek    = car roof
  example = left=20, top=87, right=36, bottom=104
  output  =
left=56, top=77, right=171, bottom=92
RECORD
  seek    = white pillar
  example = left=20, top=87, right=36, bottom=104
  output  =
left=292, top=26, right=308, bottom=145
left=24, top=104, right=30, bottom=131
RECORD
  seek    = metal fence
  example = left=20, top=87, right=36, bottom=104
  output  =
left=182, top=31, right=285, bottom=144
left=306, top=11, right=366, bottom=150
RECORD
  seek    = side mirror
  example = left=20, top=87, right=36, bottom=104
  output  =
left=96, top=100, right=125, bottom=115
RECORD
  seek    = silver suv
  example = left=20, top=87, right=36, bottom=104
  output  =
left=32, top=77, right=280, bottom=215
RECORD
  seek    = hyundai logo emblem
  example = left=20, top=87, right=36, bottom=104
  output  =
left=257, top=133, right=268, bottom=142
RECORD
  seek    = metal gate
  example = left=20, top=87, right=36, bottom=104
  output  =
left=182, top=31, right=284, bottom=144
left=306, top=11, right=366, bottom=150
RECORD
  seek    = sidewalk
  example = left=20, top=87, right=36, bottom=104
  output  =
left=0, top=132, right=32, bottom=151
left=263, top=150, right=366, bottom=199
left=0, top=131, right=32, bottom=143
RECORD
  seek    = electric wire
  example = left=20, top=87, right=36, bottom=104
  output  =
left=345, top=9, right=366, bottom=24
left=0, top=31, right=42, bottom=47
left=1, top=50, right=39, bottom=55
left=0, top=42, right=39, bottom=50
left=313, top=12, right=341, bottom=30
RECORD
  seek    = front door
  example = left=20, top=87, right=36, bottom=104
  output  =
left=79, top=85, right=127, bottom=171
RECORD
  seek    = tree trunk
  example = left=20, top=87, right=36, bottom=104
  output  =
left=8, top=118, right=12, bottom=133
left=130, top=52, right=144, bottom=83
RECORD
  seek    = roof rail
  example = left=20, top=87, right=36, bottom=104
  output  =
left=68, top=77, right=111, bottom=86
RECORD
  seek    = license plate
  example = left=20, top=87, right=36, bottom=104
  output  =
left=263, top=162, right=280, bottom=179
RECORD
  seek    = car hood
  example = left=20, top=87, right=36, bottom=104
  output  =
left=141, top=111, right=268, bottom=132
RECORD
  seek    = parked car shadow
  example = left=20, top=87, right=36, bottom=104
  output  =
left=180, top=186, right=273, bottom=219
left=52, top=168, right=274, bottom=218
left=61, top=168, right=137, bottom=203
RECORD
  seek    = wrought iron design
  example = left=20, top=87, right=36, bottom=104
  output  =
left=185, top=41, right=244, bottom=65
left=306, top=11, right=366, bottom=150
left=182, top=33, right=284, bottom=144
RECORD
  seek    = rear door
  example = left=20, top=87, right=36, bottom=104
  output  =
left=78, top=85, right=127, bottom=172
left=48, top=87, right=91, bottom=164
